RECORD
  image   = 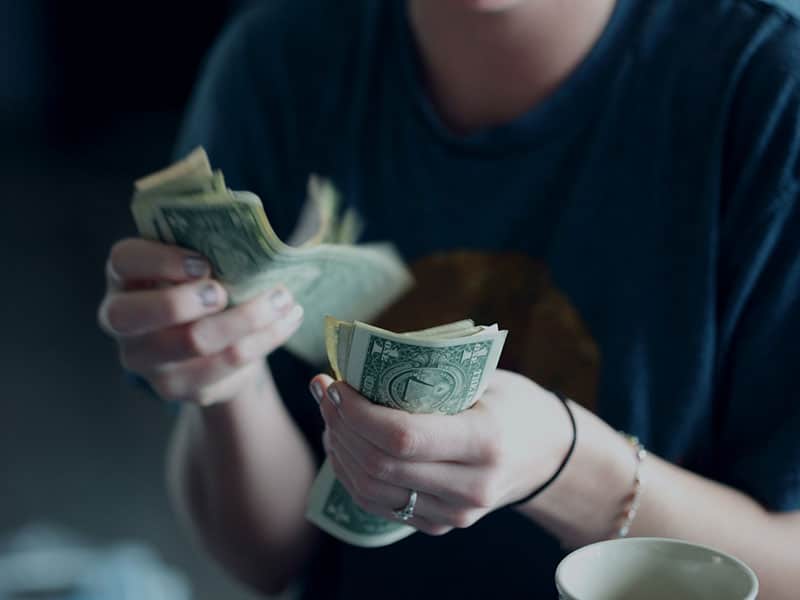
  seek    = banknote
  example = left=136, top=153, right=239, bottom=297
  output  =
left=130, top=148, right=413, bottom=366
left=307, top=318, right=507, bottom=547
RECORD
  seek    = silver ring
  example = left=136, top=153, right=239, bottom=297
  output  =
left=391, top=489, right=418, bottom=521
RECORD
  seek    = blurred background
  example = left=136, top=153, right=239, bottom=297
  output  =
left=0, top=1, right=266, bottom=598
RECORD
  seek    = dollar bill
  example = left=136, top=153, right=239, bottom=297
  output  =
left=130, top=148, right=413, bottom=366
left=307, top=318, right=507, bottom=547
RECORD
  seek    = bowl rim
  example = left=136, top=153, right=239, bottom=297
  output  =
left=554, top=536, right=759, bottom=600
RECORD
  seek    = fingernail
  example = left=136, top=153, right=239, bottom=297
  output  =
left=184, top=256, right=209, bottom=278
left=310, top=380, right=323, bottom=405
left=198, top=283, right=218, bottom=307
left=270, top=287, right=292, bottom=310
left=328, top=386, right=341, bottom=407
left=286, top=304, right=304, bottom=322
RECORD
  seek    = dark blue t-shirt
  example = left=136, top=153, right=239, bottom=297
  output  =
left=175, top=0, right=800, bottom=597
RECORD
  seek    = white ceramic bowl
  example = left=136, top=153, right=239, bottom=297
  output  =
left=556, top=537, right=758, bottom=600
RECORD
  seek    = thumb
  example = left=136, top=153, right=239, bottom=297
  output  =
left=309, top=373, right=336, bottom=405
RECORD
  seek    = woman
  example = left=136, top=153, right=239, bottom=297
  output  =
left=98, top=0, right=800, bottom=597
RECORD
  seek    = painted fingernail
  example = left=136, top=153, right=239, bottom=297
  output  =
left=184, top=256, right=209, bottom=278
left=270, top=287, right=292, bottom=310
left=328, top=386, right=342, bottom=407
left=310, top=380, right=324, bottom=405
left=286, top=304, right=304, bottom=322
left=198, top=283, right=218, bottom=307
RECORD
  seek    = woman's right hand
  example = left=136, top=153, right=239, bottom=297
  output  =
left=97, top=238, right=304, bottom=406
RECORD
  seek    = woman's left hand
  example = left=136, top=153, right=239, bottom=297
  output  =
left=311, top=369, right=573, bottom=536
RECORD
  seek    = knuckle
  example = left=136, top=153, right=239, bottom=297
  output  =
left=222, top=341, right=252, bottom=368
left=386, top=425, right=418, bottom=459
left=450, top=510, right=480, bottom=529
left=473, top=410, right=503, bottom=463
left=102, top=297, right=129, bottom=334
left=420, top=524, right=451, bottom=537
left=109, top=239, right=134, bottom=267
left=363, top=452, right=394, bottom=481
left=467, top=480, right=497, bottom=509
left=480, top=437, right=504, bottom=466
left=182, top=323, right=212, bottom=356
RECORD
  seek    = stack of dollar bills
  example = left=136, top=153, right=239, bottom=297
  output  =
left=307, top=318, right=507, bottom=547
left=131, top=148, right=413, bottom=366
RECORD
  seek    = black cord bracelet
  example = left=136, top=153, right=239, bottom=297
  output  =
left=511, top=391, right=577, bottom=507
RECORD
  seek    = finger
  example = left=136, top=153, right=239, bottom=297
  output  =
left=324, top=413, right=486, bottom=506
left=120, top=287, right=298, bottom=367
left=326, top=441, right=450, bottom=535
left=141, top=306, right=303, bottom=393
left=99, top=279, right=228, bottom=337
left=309, top=373, right=336, bottom=406
left=108, top=238, right=211, bottom=289
left=323, top=382, right=488, bottom=463
left=327, top=428, right=460, bottom=521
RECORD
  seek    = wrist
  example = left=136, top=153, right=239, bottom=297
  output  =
left=198, top=361, right=276, bottom=424
left=516, top=405, right=635, bottom=547
left=193, top=360, right=305, bottom=466
left=510, top=392, right=577, bottom=507
left=212, top=359, right=271, bottom=402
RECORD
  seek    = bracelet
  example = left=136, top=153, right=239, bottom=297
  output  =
left=614, top=433, right=647, bottom=538
left=511, top=391, right=577, bottom=507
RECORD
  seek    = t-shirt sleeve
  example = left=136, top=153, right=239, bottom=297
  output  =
left=714, top=16, right=800, bottom=511
left=174, top=9, right=276, bottom=195
left=172, top=3, right=324, bottom=239
left=171, top=6, right=326, bottom=463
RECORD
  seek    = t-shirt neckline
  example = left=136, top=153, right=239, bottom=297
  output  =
left=392, top=0, right=641, bottom=156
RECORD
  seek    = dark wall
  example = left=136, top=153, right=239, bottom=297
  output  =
left=46, top=2, right=233, bottom=133
left=0, top=3, right=263, bottom=598
left=1, top=0, right=245, bottom=141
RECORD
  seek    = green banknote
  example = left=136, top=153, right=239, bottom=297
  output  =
left=130, top=148, right=413, bottom=366
left=307, top=318, right=507, bottom=547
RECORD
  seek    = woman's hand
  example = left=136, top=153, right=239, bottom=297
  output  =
left=98, top=238, right=304, bottom=406
left=312, top=369, right=573, bottom=535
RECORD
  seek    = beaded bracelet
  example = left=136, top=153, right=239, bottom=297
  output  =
left=615, top=433, right=647, bottom=538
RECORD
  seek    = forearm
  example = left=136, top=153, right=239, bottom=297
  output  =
left=518, top=402, right=800, bottom=600
left=168, top=363, right=319, bottom=594
left=629, top=455, right=799, bottom=600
